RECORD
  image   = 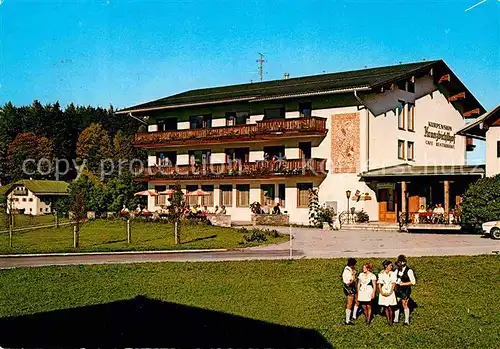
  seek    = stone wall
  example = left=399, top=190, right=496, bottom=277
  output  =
left=251, top=214, right=290, bottom=226
left=207, top=213, right=231, bottom=227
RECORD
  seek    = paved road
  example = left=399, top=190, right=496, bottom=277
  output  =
left=251, top=226, right=500, bottom=258
left=0, top=249, right=303, bottom=269
left=1, top=227, right=498, bottom=269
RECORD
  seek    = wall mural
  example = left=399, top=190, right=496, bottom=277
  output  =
left=331, top=113, right=360, bottom=173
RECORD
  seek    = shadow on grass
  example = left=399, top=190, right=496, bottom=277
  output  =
left=183, top=234, right=218, bottom=244
left=0, top=295, right=331, bottom=348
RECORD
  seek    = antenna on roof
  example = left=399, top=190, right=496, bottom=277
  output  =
left=257, top=53, right=266, bottom=82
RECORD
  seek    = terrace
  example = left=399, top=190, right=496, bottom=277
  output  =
left=134, top=117, right=327, bottom=148
left=134, top=158, right=327, bottom=181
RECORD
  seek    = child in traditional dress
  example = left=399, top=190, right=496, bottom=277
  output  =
left=378, top=260, right=397, bottom=325
left=394, top=254, right=416, bottom=325
left=342, top=258, right=359, bottom=325
left=357, top=263, right=377, bottom=324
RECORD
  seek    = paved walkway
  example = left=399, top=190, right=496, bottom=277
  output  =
left=0, top=227, right=498, bottom=269
left=0, top=249, right=304, bottom=269
left=251, top=226, right=500, bottom=257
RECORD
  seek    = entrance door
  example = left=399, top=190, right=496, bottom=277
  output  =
left=378, top=188, right=397, bottom=223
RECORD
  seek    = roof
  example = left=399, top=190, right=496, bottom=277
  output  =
left=360, top=164, right=485, bottom=179
left=456, top=105, right=500, bottom=140
left=118, top=60, right=453, bottom=114
left=6, top=180, right=69, bottom=196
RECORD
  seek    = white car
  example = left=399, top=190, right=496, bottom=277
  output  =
left=482, top=221, right=500, bottom=240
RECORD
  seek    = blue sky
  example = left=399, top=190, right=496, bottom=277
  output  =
left=0, top=0, right=498, bottom=160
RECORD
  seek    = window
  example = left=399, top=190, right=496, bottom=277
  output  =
left=157, top=117, right=178, bottom=131
left=225, top=148, right=250, bottom=164
left=299, top=142, right=312, bottom=159
left=220, top=185, right=233, bottom=207
left=28, top=198, right=33, bottom=202
left=260, top=184, right=275, bottom=206
left=297, top=183, right=313, bottom=208
left=189, top=115, right=212, bottom=129
left=407, top=103, right=415, bottom=131
left=22, top=198, right=26, bottom=202
left=226, top=111, right=250, bottom=126
left=497, top=141, right=500, bottom=158
left=278, top=183, right=285, bottom=208
left=398, top=140, right=405, bottom=159
left=263, top=107, right=285, bottom=120
left=236, top=184, right=250, bottom=207
left=263, top=146, right=285, bottom=160
left=156, top=151, right=177, bottom=166
left=40, top=208, right=43, bottom=213
left=397, top=80, right=406, bottom=91
left=186, top=185, right=199, bottom=206
left=397, top=100, right=406, bottom=130
left=407, top=141, right=415, bottom=161
left=188, top=150, right=211, bottom=166
left=201, top=185, right=214, bottom=207
left=299, top=102, right=312, bottom=118
left=407, top=79, right=415, bottom=93
left=155, top=185, right=167, bottom=206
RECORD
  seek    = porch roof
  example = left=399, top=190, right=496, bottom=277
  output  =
left=456, top=105, right=500, bottom=140
left=360, top=164, right=485, bottom=179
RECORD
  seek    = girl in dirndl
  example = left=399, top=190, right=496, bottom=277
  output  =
left=378, top=260, right=398, bottom=325
left=357, top=263, right=377, bottom=324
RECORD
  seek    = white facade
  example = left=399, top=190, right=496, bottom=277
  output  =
left=486, top=126, right=500, bottom=177
left=7, top=185, right=52, bottom=215
left=141, top=74, right=473, bottom=224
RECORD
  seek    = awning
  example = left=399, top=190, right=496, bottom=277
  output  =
left=360, top=164, right=485, bottom=180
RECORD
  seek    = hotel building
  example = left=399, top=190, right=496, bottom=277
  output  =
left=117, top=60, right=485, bottom=224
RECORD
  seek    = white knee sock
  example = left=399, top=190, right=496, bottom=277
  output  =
left=394, top=309, right=400, bottom=323
left=353, top=305, right=359, bottom=319
left=345, top=309, right=352, bottom=323
left=404, top=308, right=410, bottom=324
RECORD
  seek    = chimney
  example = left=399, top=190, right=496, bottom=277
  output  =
left=284, top=73, right=290, bottom=79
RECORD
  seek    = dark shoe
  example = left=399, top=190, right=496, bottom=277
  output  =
left=403, top=322, right=409, bottom=326
left=345, top=321, right=354, bottom=325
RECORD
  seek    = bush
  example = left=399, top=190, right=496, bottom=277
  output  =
left=461, top=175, right=500, bottom=230
left=240, top=228, right=281, bottom=243
left=356, top=209, right=370, bottom=223
left=243, top=230, right=267, bottom=243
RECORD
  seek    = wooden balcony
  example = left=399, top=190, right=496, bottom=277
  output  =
left=134, top=117, right=327, bottom=148
left=134, top=158, right=328, bottom=181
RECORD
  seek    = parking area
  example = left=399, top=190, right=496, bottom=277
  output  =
left=251, top=226, right=500, bottom=258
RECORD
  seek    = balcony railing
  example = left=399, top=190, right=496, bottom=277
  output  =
left=134, top=117, right=327, bottom=147
left=134, top=158, right=328, bottom=181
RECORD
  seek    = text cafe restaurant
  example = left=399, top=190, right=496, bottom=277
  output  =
left=360, top=121, right=483, bottom=223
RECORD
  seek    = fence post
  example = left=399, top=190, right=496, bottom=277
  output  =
left=9, top=224, right=12, bottom=248
left=73, top=225, right=78, bottom=249
left=127, top=219, right=131, bottom=244
left=174, top=221, right=179, bottom=245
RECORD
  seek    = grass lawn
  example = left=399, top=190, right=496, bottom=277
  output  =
left=0, top=213, right=65, bottom=230
left=0, top=256, right=498, bottom=348
left=0, top=219, right=287, bottom=254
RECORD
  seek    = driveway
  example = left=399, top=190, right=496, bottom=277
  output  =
left=250, top=226, right=500, bottom=258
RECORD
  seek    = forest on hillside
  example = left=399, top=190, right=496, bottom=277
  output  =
left=0, top=100, right=144, bottom=185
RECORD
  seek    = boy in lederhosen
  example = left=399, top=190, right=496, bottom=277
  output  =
left=342, top=258, right=359, bottom=325
left=394, top=254, right=416, bottom=325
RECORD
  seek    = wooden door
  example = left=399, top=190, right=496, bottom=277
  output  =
left=378, top=189, right=397, bottom=223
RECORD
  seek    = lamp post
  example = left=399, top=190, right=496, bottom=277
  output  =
left=346, top=190, right=351, bottom=224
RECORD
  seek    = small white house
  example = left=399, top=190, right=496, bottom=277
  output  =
left=458, top=105, right=500, bottom=177
left=5, top=180, right=69, bottom=215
